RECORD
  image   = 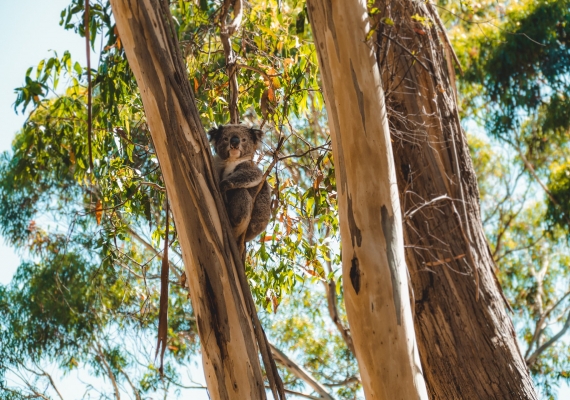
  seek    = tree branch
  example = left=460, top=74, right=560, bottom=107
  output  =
left=220, top=0, right=243, bottom=123
left=269, top=343, right=335, bottom=400
left=526, top=309, right=570, bottom=366
left=322, top=251, right=355, bottom=355
left=94, top=342, right=121, bottom=400
left=525, top=290, right=570, bottom=360
left=120, top=368, right=141, bottom=400
left=15, top=361, right=65, bottom=400
left=126, top=225, right=182, bottom=279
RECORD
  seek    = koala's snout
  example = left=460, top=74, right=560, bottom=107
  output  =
left=230, top=136, right=240, bottom=148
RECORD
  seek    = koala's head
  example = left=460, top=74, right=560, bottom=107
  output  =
left=208, top=124, right=264, bottom=160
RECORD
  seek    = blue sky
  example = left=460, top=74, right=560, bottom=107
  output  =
left=0, top=1, right=568, bottom=399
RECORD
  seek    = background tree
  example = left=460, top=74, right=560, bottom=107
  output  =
left=368, top=0, right=537, bottom=397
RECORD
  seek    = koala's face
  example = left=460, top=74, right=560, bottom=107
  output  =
left=208, top=124, right=264, bottom=160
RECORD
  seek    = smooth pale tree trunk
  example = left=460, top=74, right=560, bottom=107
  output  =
left=306, top=1, right=428, bottom=399
left=374, top=1, right=538, bottom=398
left=109, top=1, right=285, bottom=399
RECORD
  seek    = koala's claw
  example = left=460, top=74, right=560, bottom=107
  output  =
left=220, top=180, right=233, bottom=192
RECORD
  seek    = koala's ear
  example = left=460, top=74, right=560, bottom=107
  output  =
left=207, top=125, right=223, bottom=143
left=249, top=128, right=264, bottom=144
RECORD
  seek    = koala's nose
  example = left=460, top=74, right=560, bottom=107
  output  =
left=230, top=136, right=240, bottom=148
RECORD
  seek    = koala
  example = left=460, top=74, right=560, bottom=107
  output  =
left=208, top=124, right=271, bottom=242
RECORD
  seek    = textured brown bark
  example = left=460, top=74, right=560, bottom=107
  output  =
left=109, top=1, right=284, bottom=399
left=374, top=1, right=538, bottom=398
left=307, top=1, right=428, bottom=399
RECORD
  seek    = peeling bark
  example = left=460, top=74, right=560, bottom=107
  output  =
left=108, top=1, right=284, bottom=399
left=307, top=1, right=428, bottom=398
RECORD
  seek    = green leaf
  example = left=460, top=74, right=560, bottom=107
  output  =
left=74, top=61, right=83, bottom=77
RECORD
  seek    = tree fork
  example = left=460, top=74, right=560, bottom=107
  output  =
left=307, top=1, right=428, bottom=398
left=375, top=0, right=538, bottom=398
left=108, top=1, right=284, bottom=399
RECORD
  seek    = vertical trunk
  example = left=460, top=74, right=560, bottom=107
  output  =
left=109, top=1, right=284, bottom=399
left=306, top=1, right=428, bottom=399
left=375, top=1, right=538, bottom=398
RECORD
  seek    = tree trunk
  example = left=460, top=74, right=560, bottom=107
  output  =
left=109, top=1, right=284, bottom=399
left=374, top=1, right=538, bottom=398
left=306, top=1, right=428, bottom=399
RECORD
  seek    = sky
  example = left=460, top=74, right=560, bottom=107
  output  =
left=0, top=1, right=569, bottom=399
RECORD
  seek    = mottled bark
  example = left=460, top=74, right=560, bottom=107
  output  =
left=375, top=1, right=538, bottom=398
left=307, top=1, right=428, bottom=399
left=109, top=1, right=284, bottom=399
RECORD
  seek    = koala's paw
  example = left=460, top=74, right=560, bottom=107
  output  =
left=219, top=179, right=233, bottom=193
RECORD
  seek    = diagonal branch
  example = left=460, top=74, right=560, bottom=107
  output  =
left=17, top=361, right=65, bottom=400
left=269, top=343, right=335, bottom=400
left=525, top=290, right=570, bottom=360
left=94, top=342, right=121, bottom=400
left=126, top=225, right=182, bottom=279
left=526, top=309, right=570, bottom=366
left=322, top=252, right=355, bottom=355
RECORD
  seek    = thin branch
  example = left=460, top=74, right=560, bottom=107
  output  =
left=220, top=0, right=243, bottom=123
left=427, top=2, right=464, bottom=75
left=404, top=194, right=451, bottom=220
left=236, top=63, right=280, bottom=80
left=120, top=368, right=141, bottom=400
left=379, top=33, right=430, bottom=72
left=278, top=142, right=332, bottom=161
left=269, top=343, right=335, bottom=400
left=525, top=290, right=570, bottom=360
left=526, top=309, right=570, bottom=366
left=16, top=361, right=65, bottom=400
left=512, top=141, right=570, bottom=229
left=322, top=247, right=355, bottom=355
left=94, top=342, right=121, bottom=400
left=126, top=225, right=182, bottom=279
left=85, top=0, right=94, bottom=172
left=140, top=181, right=166, bottom=192
left=324, top=375, right=360, bottom=388
left=37, top=367, right=65, bottom=400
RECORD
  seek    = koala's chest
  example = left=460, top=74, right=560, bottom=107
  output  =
left=221, top=160, right=245, bottom=179
left=214, top=156, right=251, bottom=181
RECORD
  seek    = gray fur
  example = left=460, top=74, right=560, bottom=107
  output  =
left=208, top=124, right=271, bottom=242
